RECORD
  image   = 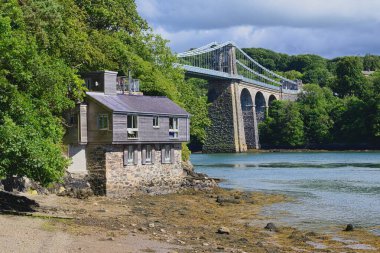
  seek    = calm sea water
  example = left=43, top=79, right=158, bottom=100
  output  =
left=191, top=152, right=380, bottom=232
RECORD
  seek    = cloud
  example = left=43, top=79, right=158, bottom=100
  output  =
left=136, top=0, right=380, bottom=57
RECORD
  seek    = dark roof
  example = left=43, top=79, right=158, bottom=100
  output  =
left=86, top=92, right=190, bottom=116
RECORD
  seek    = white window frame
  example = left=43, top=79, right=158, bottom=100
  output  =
left=127, top=145, right=134, bottom=164
left=97, top=114, right=109, bottom=130
left=164, top=145, right=171, bottom=163
left=146, top=145, right=152, bottom=164
left=169, top=117, right=179, bottom=139
left=153, top=116, right=159, bottom=128
left=127, top=115, right=138, bottom=139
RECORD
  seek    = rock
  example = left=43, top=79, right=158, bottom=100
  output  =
left=256, top=242, right=264, bottom=247
left=138, top=227, right=147, bottom=231
left=344, top=224, right=354, bottom=231
left=148, top=223, right=155, bottom=228
left=107, top=237, right=115, bottom=241
left=177, top=240, right=186, bottom=245
left=238, top=238, right=249, bottom=243
left=305, top=231, right=317, bottom=237
left=216, top=195, right=241, bottom=204
left=264, top=223, right=278, bottom=232
left=29, top=190, right=38, bottom=195
left=160, top=228, right=166, bottom=233
left=217, top=226, right=230, bottom=235
left=202, top=243, right=209, bottom=246
left=58, top=186, right=66, bottom=194
left=288, top=231, right=309, bottom=242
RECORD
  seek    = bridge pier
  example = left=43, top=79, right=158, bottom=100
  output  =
left=203, top=80, right=245, bottom=153
left=203, top=80, right=296, bottom=153
left=204, top=80, right=267, bottom=153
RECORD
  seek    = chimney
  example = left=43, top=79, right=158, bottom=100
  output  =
left=82, top=70, right=118, bottom=95
left=103, top=70, right=118, bottom=95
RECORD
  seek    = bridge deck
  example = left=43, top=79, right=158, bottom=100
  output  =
left=178, top=64, right=299, bottom=94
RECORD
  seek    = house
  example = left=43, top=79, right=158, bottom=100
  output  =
left=64, top=71, right=190, bottom=196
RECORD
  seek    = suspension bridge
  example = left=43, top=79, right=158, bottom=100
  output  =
left=176, top=41, right=301, bottom=153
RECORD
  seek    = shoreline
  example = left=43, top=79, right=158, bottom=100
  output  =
left=1, top=189, right=379, bottom=252
left=193, top=149, right=380, bottom=154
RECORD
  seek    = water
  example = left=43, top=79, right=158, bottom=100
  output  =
left=191, top=152, right=380, bottom=232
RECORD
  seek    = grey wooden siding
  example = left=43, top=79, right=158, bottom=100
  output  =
left=112, top=114, right=189, bottom=143
left=63, top=108, right=79, bottom=144
left=87, top=100, right=113, bottom=143
left=103, top=71, right=117, bottom=95
left=178, top=117, right=188, bottom=141
left=79, top=104, right=88, bottom=144
left=112, top=114, right=128, bottom=140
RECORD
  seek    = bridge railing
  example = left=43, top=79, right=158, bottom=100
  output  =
left=176, top=41, right=300, bottom=92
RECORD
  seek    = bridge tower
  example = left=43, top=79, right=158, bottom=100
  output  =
left=177, top=42, right=300, bottom=153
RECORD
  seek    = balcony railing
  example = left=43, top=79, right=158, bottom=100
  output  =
left=117, top=76, right=140, bottom=93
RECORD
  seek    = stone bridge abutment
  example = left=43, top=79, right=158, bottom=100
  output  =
left=203, top=80, right=294, bottom=153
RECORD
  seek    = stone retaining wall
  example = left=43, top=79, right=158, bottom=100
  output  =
left=86, top=144, right=185, bottom=197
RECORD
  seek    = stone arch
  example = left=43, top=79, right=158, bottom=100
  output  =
left=240, top=88, right=256, bottom=149
left=268, top=94, right=277, bottom=106
left=255, top=91, right=266, bottom=123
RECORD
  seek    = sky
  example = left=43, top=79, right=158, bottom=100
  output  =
left=135, top=0, right=380, bottom=58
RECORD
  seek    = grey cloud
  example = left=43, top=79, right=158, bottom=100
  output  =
left=137, top=0, right=380, bottom=31
left=136, top=0, right=380, bottom=57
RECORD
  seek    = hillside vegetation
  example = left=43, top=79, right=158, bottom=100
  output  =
left=243, top=48, right=380, bottom=148
left=0, top=0, right=209, bottom=184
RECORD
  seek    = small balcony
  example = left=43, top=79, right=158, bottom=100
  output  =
left=117, top=76, right=140, bottom=93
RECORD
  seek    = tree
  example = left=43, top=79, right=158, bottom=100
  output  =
left=297, top=84, right=335, bottom=146
left=302, top=66, right=333, bottom=87
left=260, top=100, right=304, bottom=147
left=332, top=56, right=370, bottom=98
left=0, top=0, right=202, bottom=184
left=332, top=96, right=373, bottom=144
left=363, top=54, right=380, bottom=71
left=368, top=71, right=380, bottom=139
left=176, top=78, right=211, bottom=151
left=277, top=70, right=303, bottom=81
left=287, top=54, right=326, bottom=72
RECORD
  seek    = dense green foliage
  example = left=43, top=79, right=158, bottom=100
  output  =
left=0, top=0, right=209, bottom=184
left=260, top=100, right=304, bottom=147
left=254, top=47, right=380, bottom=148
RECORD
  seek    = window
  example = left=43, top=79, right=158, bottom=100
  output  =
left=164, top=145, right=171, bottom=163
left=84, top=78, right=91, bottom=89
left=153, top=116, right=159, bottom=128
left=69, top=113, right=77, bottom=125
left=127, top=115, right=138, bottom=139
left=146, top=145, right=152, bottom=163
left=124, top=145, right=137, bottom=166
left=169, top=117, right=179, bottom=138
left=128, top=145, right=134, bottom=164
left=97, top=114, right=109, bottom=130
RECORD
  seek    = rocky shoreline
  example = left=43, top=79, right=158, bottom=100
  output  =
left=1, top=187, right=379, bottom=253
left=0, top=161, right=218, bottom=198
left=1, top=164, right=379, bottom=252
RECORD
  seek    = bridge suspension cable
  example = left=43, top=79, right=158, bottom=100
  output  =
left=176, top=41, right=300, bottom=90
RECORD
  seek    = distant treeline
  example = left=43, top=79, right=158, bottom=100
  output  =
left=242, top=48, right=380, bottom=149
